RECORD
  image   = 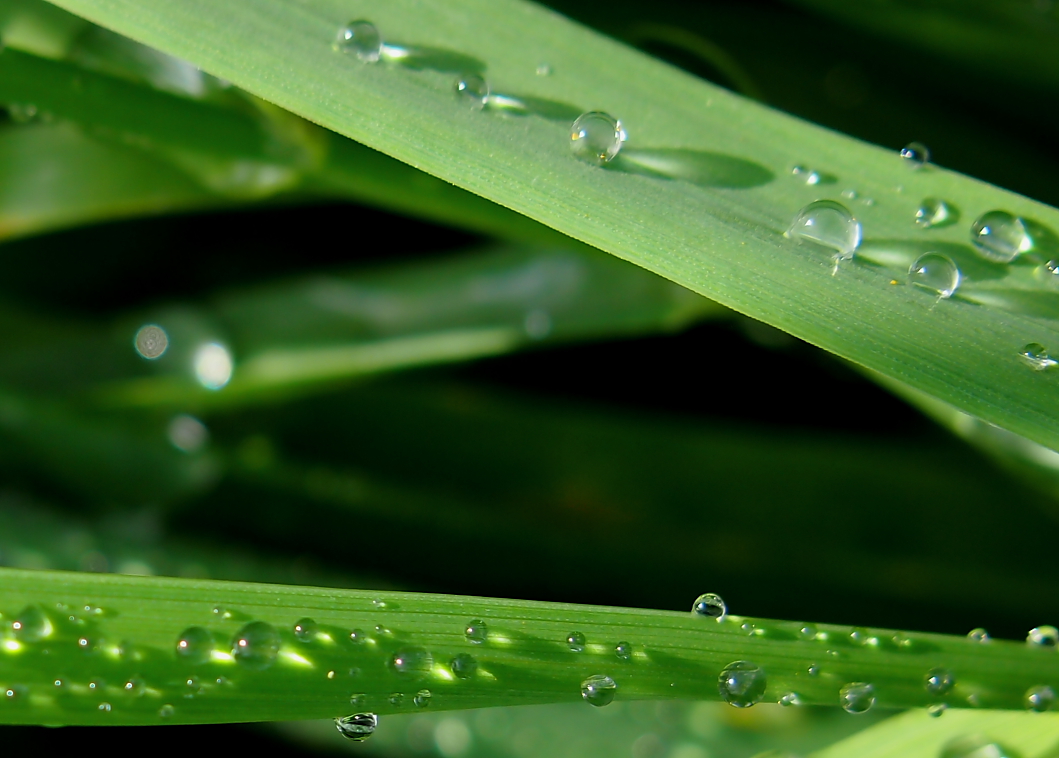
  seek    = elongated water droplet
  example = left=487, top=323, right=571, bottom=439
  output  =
left=785, top=200, right=862, bottom=261
left=335, top=20, right=382, bottom=62
left=335, top=713, right=378, bottom=741
left=1026, top=685, right=1056, bottom=712
left=908, top=253, right=960, bottom=298
left=615, top=642, right=632, bottom=660
left=718, top=661, right=767, bottom=708
left=915, top=198, right=952, bottom=228
left=414, top=689, right=432, bottom=707
left=12, top=605, right=52, bottom=642
left=175, top=626, right=213, bottom=664
left=451, top=653, right=478, bottom=679
left=135, top=325, right=168, bottom=359
left=839, top=682, right=876, bottom=713
left=927, top=703, right=948, bottom=718
left=455, top=75, right=489, bottom=110
left=570, top=111, right=625, bottom=166
left=1028, top=626, right=1059, bottom=648
left=391, top=647, right=434, bottom=677
left=294, top=618, right=318, bottom=643
left=778, top=692, right=801, bottom=707
left=900, top=142, right=930, bottom=168
left=1020, top=343, right=1057, bottom=371
left=692, top=593, right=727, bottom=621
left=925, top=668, right=955, bottom=695
left=971, top=211, right=1032, bottom=263
left=968, top=628, right=991, bottom=643
left=231, top=621, right=280, bottom=670
left=581, top=674, right=617, bottom=706
left=567, top=631, right=586, bottom=652
left=465, top=620, right=488, bottom=644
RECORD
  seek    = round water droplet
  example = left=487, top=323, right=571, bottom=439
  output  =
left=615, top=642, right=632, bottom=660
left=135, top=324, right=168, bottom=360
left=581, top=674, right=617, bottom=706
left=925, top=668, right=955, bottom=695
left=335, top=713, right=378, bottom=741
left=849, top=627, right=875, bottom=646
left=4, top=685, right=26, bottom=700
left=465, top=620, right=488, bottom=644
left=1026, top=685, right=1056, bottom=712
left=124, top=678, right=145, bottom=696
left=915, top=198, right=952, bottom=228
left=839, top=682, right=876, bottom=714
left=968, top=628, right=991, bottom=643
left=414, top=689, right=432, bottom=708
left=389, top=692, right=404, bottom=706
left=335, top=20, right=382, bottom=62
left=349, top=628, right=369, bottom=644
left=691, top=593, right=727, bottom=620
left=231, top=621, right=281, bottom=670
left=940, top=735, right=1017, bottom=758
left=718, top=661, right=767, bottom=708
left=390, top=647, right=434, bottom=677
left=928, top=703, right=948, bottom=718
left=294, top=618, right=318, bottom=643
left=1044, top=260, right=1059, bottom=282
left=159, top=704, right=175, bottom=718
left=785, top=200, right=862, bottom=261
left=908, top=253, right=960, bottom=298
left=455, top=75, right=489, bottom=110
left=567, top=631, right=586, bottom=652
left=570, top=111, right=625, bottom=166
left=193, top=342, right=233, bottom=390
left=971, top=211, right=1032, bottom=263
left=374, top=624, right=392, bottom=637
left=1020, top=343, right=1058, bottom=371
left=1028, top=626, right=1059, bottom=648
left=807, top=663, right=820, bottom=676
left=451, top=653, right=478, bottom=679
left=741, top=622, right=757, bottom=636
left=798, top=624, right=818, bottom=640
left=778, top=692, right=801, bottom=707
left=88, top=679, right=105, bottom=691
left=12, top=605, right=52, bottom=642
left=900, top=142, right=930, bottom=168
left=175, top=626, right=213, bottom=664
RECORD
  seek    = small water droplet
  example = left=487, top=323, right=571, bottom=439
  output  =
left=294, top=618, right=318, bottom=643
left=691, top=593, right=727, bottom=621
left=615, top=642, right=632, bottom=660
left=12, top=605, right=52, bottom=642
left=718, top=661, right=767, bottom=708
left=389, top=692, right=405, bottom=706
left=371, top=599, right=387, bottom=609
left=785, top=200, right=862, bottom=262
left=927, top=703, right=948, bottom=718
left=778, top=692, right=801, bottom=707
left=1020, top=343, right=1057, bottom=371
left=350, top=693, right=366, bottom=707
left=798, top=624, right=818, bottom=640
left=122, top=678, right=144, bottom=695
left=212, top=606, right=233, bottom=620
left=465, top=620, right=488, bottom=645
left=77, top=635, right=97, bottom=652
left=414, top=689, right=432, bottom=708
left=231, top=621, right=281, bottom=670
left=915, top=198, right=952, bottom=228
left=807, top=664, right=820, bottom=676
left=581, top=674, right=617, bottom=706
left=135, top=324, right=168, bottom=360
left=941, top=735, right=1017, bottom=758
left=741, top=622, right=757, bottom=636
left=1026, top=685, right=1056, bottom=712
left=968, top=628, right=991, bottom=643
left=53, top=679, right=64, bottom=689
left=925, top=668, right=955, bottom=695
left=175, top=626, right=213, bottom=664
left=862, top=197, right=876, bottom=207
left=536, top=63, right=552, bottom=76
left=849, top=627, right=876, bottom=646
left=570, top=111, right=625, bottom=166
left=349, top=628, right=369, bottom=644
left=839, top=682, right=876, bottom=714
left=98, top=702, right=112, bottom=712
left=335, top=20, right=382, bottom=62
left=335, top=713, right=378, bottom=741
left=1044, top=259, right=1059, bottom=281
left=159, top=704, right=175, bottom=718
left=390, top=647, right=434, bottom=677
left=455, top=75, right=490, bottom=110
left=567, top=631, right=586, bottom=652
left=1028, top=626, right=1059, bottom=648
left=451, top=653, right=478, bottom=679
left=893, top=632, right=913, bottom=649
left=4, top=685, right=26, bottom=700
left=374, top=624, right=392, bottom=637
left=900, top=142, right=930, bottom=168
left=842, top=189, right=858, bottom=200
left=88, top=679, right=105, bottom=691
left=971, top=211, right=1032, bottom=263
left=908, top=253, right=960, bottom=298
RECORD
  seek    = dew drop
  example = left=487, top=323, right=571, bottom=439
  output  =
left=231, top=621, right=281, bottom=670
left=893, top=632, right=913, bottom=649
left=570, top=111, right=625, bottom=166
left=842, top=189, right=858, bottom=200
left=1026, top=685, right=1056, bottom=712
left=350, top=693, right=366, bottom=707
left=12, top=605, right=52, bottom=642
left=294, top=618, right=318, bottom=643
left=615, top=642, right=632, bottom=660
left=349, top=628, right=369, bottom=645
left=807, top=663, right=820, bottom=676
left=193, top=342, right=233, bottom=390
left=212, top=606, right=233, bottom=620
left=98, top=702, right=112, bottom=712
left=927, top=703, right=948, bottom=718
left=778, top=692, right=801, bottom=707
left=849, top=627, right=875, bottom=646
left=159, top=704, right=175, bottom=718
left=915, top=198, right=952, bottom=228
left=374, top=624, right=393, bottom=637
left=389, top=692, right=404, bottom=706
left=1028, top=626, right=1059, bottom=648
left=335, top=713, right=378, bottom=741
left=785, top=200, right=862, bottom=262
left=567, top=631, right=586, bottom=652
left=839, top=682, right=876, bottom=714
left=718, top=661, right=767, bottom=708
left=691, top=593, right=727, bottom=621
left=940, top=735, right=1017, bottom=758
left=1020, top=343, right=1058, bottom=371
left=900, top=142, right=930, bottom=168
left=581, top=674, right=617, bottom=706
left=465, top=620, right=488, bottom=645
left=335, top=20, right=382, bottom=62
left=390, top=647, right=434, bottom=677
left=134, top=324, right=168, bottom=360
left=536, top=63, right=552, bottom=76
left=968, top=628, right=991, bottom=643
left=798, top=624, right=818, bottom=640
left=1044, top=259, right=1059, bottom=281
left=451, top=653, right=478, bottom=679
left=123, top=678, right=145, bottom=696
left=925, top=668, right=955, bottom=695
left=908, top=253, right=960, bottom=298
left=455, top=75, right=489, bottom=110
left=175, top=626, right=213, bottom=665
left=971, top=211, right=1032, bottom=263
left=4, top=685, right=26, bottom=700
left=414, top=689, right=432, bottom=708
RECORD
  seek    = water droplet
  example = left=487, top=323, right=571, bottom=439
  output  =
left=741, top=622, right=757, bottom=636
left=925, top=668, right=955, bottom=695
left=1026, top=685, right=1056, bottom=712
left=915, top=198, right=952, bottom=228
left=176, top=626, right=214, bottom=665
left=1020, top=343, right=1057, bottom=371
left=536, top=63, right=553, bottom=76
left=168, top=414, right=208, bottom=453
left=968, top=628, right=991, bottom=643
left=455, top=75, right=489, bottom=110
left=971, top=211, right=1032, bottom=263
left=807, top=664, right=820, bottom=676
left=567, top=631, right=586, bottom=652
left=4, top=685, right=26, bottom=700
left=465, top=620, right=488, bottom=645
left=928, top=703, right=948, bottom=718
left=231, top=621, right=281, bottom=670
left=335, top=20, right=382, bottom=62
left=294, top=618, right=318, bottom=643
left=778, top=692, right=801, bottom=707
left=335, top=713, right=378, bottom=741
left=839, top=682, right=876, bottom=714
left=1044, top=259, right=1059, bottom=282
left=98, top=702, right=112, bottom=712
left=12, top=605, right=52, bottom=642
left=123, top=678, right=145, bottom=696
left=414, top=689, right=432, bottom=707
left=194, top=342, right=233, bottom=390
left=570, top=111, right=625, bottom=166
left=350, top=693, right=366, bottom=707
left=374, top=624, right=392, bottom=637
left=53, top=679, right=64, bottom=689
left=691, top=593, right=727, bottom=620
left=581, top=674, right=617, bottom=706
left=908, top=253, right=960, bottom=298
left=615, top=642, right=632, bottom=660
left=135, top=324, right=168, bottom=360
left=349, top=628, right=369, bottom=644
left=718, top=661, right=767, bottom=708
left=893, top=632, right=913, bottom=649
left=842, top=189, right=858, bottom=200
left=1028, top=626, right=1059, bottom=648
left=212, top=606, right=233, bottom=620
left=785, top=200, right=862, bottom=262
left=159, top=704, right=175, bottom=718
left=900, top=142, right=930, bottom=168
left=88, top=679, right=105, bottom=691
left=849, top=627, right=876, bottom=646
left=798, top=624, right=818, bottom=640
left=451, top=653, right=478, bottom=679
left=389, top=692, right=404, bottom=706
left=391, top=647, right=434, bottom=677
left=940, top=735, right=1017, bottom=758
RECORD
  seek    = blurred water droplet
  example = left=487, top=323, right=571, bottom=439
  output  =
left=389, top=692, right=405, bottom=706
left=98, top=702, right=112, bottom=712
left=1026, top=685, right=1056, bottom=712
left=1028, top=626, right=1059, bottom=648
left=741, top=622, right=757, bottom=636
left=231, top=621, right=281, bottom=670
left=455, top=75, right=489, bottom=110
left=615, top=642, right=632, bottom=660
left=135, top=324, right=168, bottom=360
left=691, top=593, right=727, bottom=621
left=567, top=631, right=586, bottom=652
left=374, top=624, right=393, bottom=636
left=335, top=713, right=378, bottom=741
left=391, top=647, right=434, bottom=677
left=718, top=661, right=767, bottom=708
left=465, top=620, right=488, bottom=645
left=808, top=664, right=820, bottom=676
left=581, top=674, right=617, bottom=706
left=168, top=415, right=209, bottom=453
left=941, top=735, right=1016, bottom=758
left=12, top=605, right=52, bottom=642
left=350, top=693, right=366, bottom=707
left=893, top=632, right=913, bottom=649
left=570, top=111, right=625, bottom=165
left=925, top=668, right=955, bottom=695
left=414, top=689, right=432, bottom=708
left=798, top=624, right=818, bottom=640
left=159, top=704, right=175, bottom=718
left=1044, top=260, right=1059, bottom=282
left=335, top=20, right=382, bottom=62
left=1020, top=343, right=1058, bottom=371
left=849, top=627, right=875, bottom=646
left=194, top=342, right=233, bottom=390
left=908, top=253, right=960, bottom=298
left=915, top=198, right=952, bottom=228
left=88, top=679, right=105, bottom=691
left=842, top=189, right=858, bottom=200
left=839, top=682, right=876, bottom=713
left=124, top=678, right=145, bottom=696
left=294, top=618, right=318, bottom=643
left=212, top=606, right=233, bottom=620
left=53, top=679, right=64, bottom=689
left=967, top=628, right=991, bottom=643
left=971, top=211, right=1032, bottom=263
left=928, top=703, right=948, bottom=718
left=536, top=63, right=553, bottom=76
left=523, top=309, right=552, bottom=339
left=778, top=692, right=801, bottom=707
left=451, top=653, right=478, bottom=679
left=785, top=200, right=862, bottom=262
left=350, top=628, right=369, bottom=644
left=176, top=626, right=214, bottom=665
left=4, top=685, right=26, bottom=700
left=900, top=142, right=930, bottom=168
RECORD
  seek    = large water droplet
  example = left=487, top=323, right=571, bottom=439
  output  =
left=390, top=647, right=434, bottom=677
left=971, top=211, right=1032, bottom=263
left=455, top=75, right=489, bottom=110
left=451, top=653, right=478, bottom=679
left=414, top=689, right=432, bottom=708
left=785, top=200, right=862, bottom=261
left=967, top=628, right=991, bottom=643
left=465, top=620, right=488, bottom=645
left=581, top=674, right=617, bottom=706
left=570, top=112, right=625, bottom=166
left=231, top=621, right=281, bottom=670
left=908, top=253, right=960, bottom=298
left=691, top=593, right=727, bottom=621
left=915, top=198, right=952, bottom=228
left=567, top=631, right=586, bottom=652
left=1026, top=685, right=1056, bottom=712
left=134, top=325, right=168, bottom=360
left=615, top=642, right=632, bottom=660
left=900, top=142, right=930, bottom=168
left=839, top=682, right=876, bottom=713
left=335, top=20, right=382, bottom=62
left=294, top=618, right=318, bottom=643
left=12, top=605, right=52, bottom=642
left=925, top=668, right=955, bottom=695
left=941, top=735, right=1017, bottom=758
left=718, top=661, right=767, bottom=708
left=175, top=626, right=213, bottom=664
left=1020, top=343, right=1058, bottom=371
left=1028, top=626, right=1059, bottom=648
left=335, top=713, right=378, bottom=741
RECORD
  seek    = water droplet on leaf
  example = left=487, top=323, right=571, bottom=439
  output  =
left=455, top=75, right=489, bottom=110
left=785, top=200, right=862, bottom=262
left=349, top=628, right=369, bottom=645
left=335, top=20, right=382, bottom=62
left=915, top=198, right=952, bottom=228
left=465, top=620, right=488, bottom=644
left=692, top=593, right=727, bottom=620
left=414, top=689, right=432, bottom=707
left=1026, top=685, right=1055, bottom=712
left=908, top=253, right=960, bottom=298
left=971, top=211, right=1032, bottom=263
left=1027, top=626, right=1059, bottom=648
left=294, top=618, right=318, bottom=643
left=335, top=713, right=378, bottom=741
left=135, top=325, right=168, bottom=359
left=391, top=647, right=434, bottom=677
left=968, top=628, right=990, bottom=643
left=581, top=674, right=617, bottom=706
left=900, top=142, right=930, bottom=168
left=159, top=704, right=175, bottom=718
left=570, top=111, right=625, bottom=166
left=615, top=642, right=632, bottom=660
left=1020, top=343, right=1057, bottom=371
left=231, top=621, right=281, bottom=670
left=12, top=605, right=52, bottom=642
left=839, top=682, right=876, bottom=713
left=778, top=692, right=801, bottom=707
left=567, top=631, right=586, bottom=652
left=925, top=668, right=955, bottom=695
left=175, top=626, right=213, bottom=665
left=451, top=653, right=478, bottom=679
left=928, top=703, right=948, bottom=718
left=718, top=661, right=767, bottom=708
